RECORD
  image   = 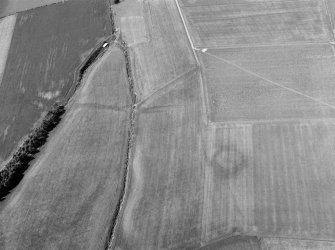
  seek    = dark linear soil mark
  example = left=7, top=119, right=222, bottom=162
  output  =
left=0, top=39, right=112, bottom=201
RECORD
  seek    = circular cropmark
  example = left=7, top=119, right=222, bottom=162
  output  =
left=211, top=145, right=247, bottom=180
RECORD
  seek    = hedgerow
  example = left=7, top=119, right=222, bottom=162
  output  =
left=0, top=104, right=65, bottom=199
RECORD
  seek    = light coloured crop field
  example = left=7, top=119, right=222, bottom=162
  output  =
left=0, top=15, right=16, bottom=89
left=0, top=47, right=131, bottom=249
left=180, top=0, right=333, bottom=47
left=199, top=44, right=335, bottom=122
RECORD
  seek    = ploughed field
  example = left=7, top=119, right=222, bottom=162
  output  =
left=0, top=0, right=111, bottom=164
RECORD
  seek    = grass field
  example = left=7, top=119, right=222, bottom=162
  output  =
left=0, top=15, right=16, bottom=92
left=0, top=0, right=111, bottom=165
left=180, top=0, right=333, bottom=47
left=0, top=0, right=64, bottom=18
left=0, top=46, right=131, bottom=249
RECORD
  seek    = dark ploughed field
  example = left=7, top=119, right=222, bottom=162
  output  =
left=0, top=0, right=111, bottom=164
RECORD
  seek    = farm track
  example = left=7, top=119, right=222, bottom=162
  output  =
left=175, top=0, right=210, bottom=124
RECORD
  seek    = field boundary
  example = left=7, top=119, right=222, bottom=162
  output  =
left=174, top=0, right=198, bottom=63
left=64, top=38, right=114, bottom=101
left=105, top=40, right=137, bottom=250
left=174, top=0, right=210, bottom=124
left=105, top=3, right=138, bottom=248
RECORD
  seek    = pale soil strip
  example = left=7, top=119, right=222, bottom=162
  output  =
left=235, top=126, right=247, bottom=232
left=286, top=125, right=301, bottom=234
left=266, top=124, right=277, bottom=233
left=300, top=124, right=319, bottom=235
left=0, top=14, right=16, bottom=87
left=262, top=124, right=271, bottom=232
left=325, top=122, right=335, bottom=235
left=296, top=124, right=311, bottom=236
left=201, top=125, right=215, bottom=243
left=174, top=0, right=198, bottom=62
left=305, top=125, right=323, bottom=235
left=280, top=125, right=293, bottom=234
left=235, top=127, right=245, bottom=230
left=227, top=127, right=235, bottom=232
left=200, top=126, right=212, bottom=243
left=200, top=50, right=335, bottom=111
left=245, top=125, right=255, bottom=233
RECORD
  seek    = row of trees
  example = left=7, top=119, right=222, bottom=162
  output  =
left=0, top=104, right=65, bottom=199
